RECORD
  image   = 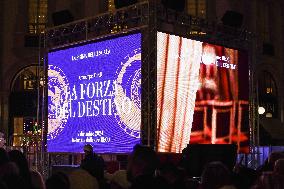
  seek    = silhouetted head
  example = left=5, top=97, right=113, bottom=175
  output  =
left=201, top=161, right=232, bottom=189
left=46, top=172, right=70, bottom=189
left=268, top=151, right=284, bottom=167
left=8, top=150, right=31, bottom=185
left=274, top=158, right=284, bottom=175
left=0, top=180, right=8, bottom=189
left=84, top=144, right=93, bottom=156
left=253, top=171, right=284, bottom=189
left=0, top=162, right=19, bottom=178
left=159, top=162, right=180, bottom=184
left=126, top=144, right=158, bottom=182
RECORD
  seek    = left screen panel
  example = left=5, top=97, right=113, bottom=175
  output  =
left=47, top=33, right=142, bottom=153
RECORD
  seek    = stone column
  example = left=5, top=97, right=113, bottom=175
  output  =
left=0, top=91, right=10, bottom=144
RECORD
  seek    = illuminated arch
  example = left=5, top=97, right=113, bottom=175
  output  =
left=10, top=65, right=44, bottom=92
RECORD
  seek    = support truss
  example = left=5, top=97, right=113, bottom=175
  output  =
left=39, top=0, right=257, bottom=175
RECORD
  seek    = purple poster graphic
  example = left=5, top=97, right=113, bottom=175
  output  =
left=47, top=33, right=141, bottom=153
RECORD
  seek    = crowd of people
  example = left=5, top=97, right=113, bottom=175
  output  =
left=1, top=145, right=284, bottom=189
left=0, top=148, right=45, bottom=189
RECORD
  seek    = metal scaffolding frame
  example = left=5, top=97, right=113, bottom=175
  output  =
left=38, top=1, right=258, bottom=175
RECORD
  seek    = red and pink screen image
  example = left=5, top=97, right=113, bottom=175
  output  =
left=157, top=32, right=249, bottom=153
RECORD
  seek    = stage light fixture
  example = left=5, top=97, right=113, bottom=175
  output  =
left=266, top=112, right=272, bottom=118
left=258, top=106, right=265, bottom=115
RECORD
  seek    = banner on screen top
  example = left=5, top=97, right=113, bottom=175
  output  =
left=47, top=33, right=141, bottom=153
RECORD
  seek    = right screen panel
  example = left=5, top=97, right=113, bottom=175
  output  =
left=157, top=32, right=249, bottom=153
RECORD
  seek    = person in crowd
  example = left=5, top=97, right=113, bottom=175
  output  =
left=0, top=180, right=8, bottom=189
left=1, top=173, right=29, bottom=189
left=158, top=162, right=186, bottom=189
left=0, top=148, right=28, bottom=189
left=257, top=151, right=284, bottom=174
left=8, top=149, right=46, bottom=189
left=30, top=169, right=46, bottom=189
left=126, top=144, right=170, bottom=189
left=232, top=159, right=257, bottom=189
left=0, top=158, right=28, bottom=189
left=251, top=171, right=284, bottom=189
left=81, top=144, right=105, bottom=179
left=273, top=158, right=284, bottom=175
left=251, top=151, right=284, bottom=189
left=199, top=161, right=236, bottom=189
left=184, top=177, right=200, bottom=189
left=8, top=150, right=33, bottom=188
left=109, top=169, right=131, bottom=189
left=232, top=167, right=257, bottom=189
left=0, top=148, right=9, bottom=166
left=80, top=144, right=108, bottom=188
left=46, top=172, right=70, bottom=189
left=0, top=161, right=19, bottom=178
left=68, top=168, right=99, bottom=189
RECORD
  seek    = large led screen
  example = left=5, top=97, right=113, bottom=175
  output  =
left=48, top=33, right=141, bottom=153
left=157, top=32, right=249, bottom=153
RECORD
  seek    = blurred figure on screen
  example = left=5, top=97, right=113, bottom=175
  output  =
left=197, top=43, right=239, bottom=102
left=198, top=43, right=219, bottom=100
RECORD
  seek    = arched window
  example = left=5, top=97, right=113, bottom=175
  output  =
left=9, top=65, right=44, bottom=147
left=258, top=71, right=278, bottom=118
left=11, top=65, right=44, bottom=92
